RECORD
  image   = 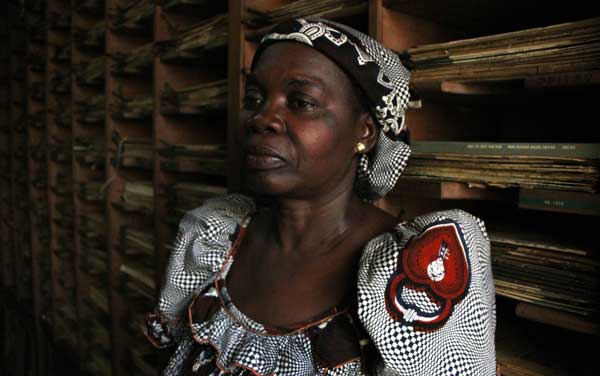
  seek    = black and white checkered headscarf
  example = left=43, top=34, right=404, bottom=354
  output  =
left=253, top=17, right=412, bottom=201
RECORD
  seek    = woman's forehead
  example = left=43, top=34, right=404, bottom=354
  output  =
left=251, top=42, right=353, bottom=89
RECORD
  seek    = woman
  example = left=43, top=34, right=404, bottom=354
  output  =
left=145, top=17, right=497, bottom=376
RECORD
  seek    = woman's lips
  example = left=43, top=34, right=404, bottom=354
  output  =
left=245, top=154, right=286, bottom=170
left=244, top=145, right=286, bottom=170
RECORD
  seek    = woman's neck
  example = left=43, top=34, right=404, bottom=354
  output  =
left=262, top=187, right=366, bottom=256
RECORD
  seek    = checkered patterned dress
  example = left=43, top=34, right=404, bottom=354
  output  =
left=145, top=194, right=496, bottom=375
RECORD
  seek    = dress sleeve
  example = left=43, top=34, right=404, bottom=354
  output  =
left=144, top=193, right=254, bottom=348
left=357, top=209, right=496, bottom=376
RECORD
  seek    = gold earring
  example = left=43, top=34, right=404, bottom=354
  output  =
left=356, top=142, right=366, bottom=153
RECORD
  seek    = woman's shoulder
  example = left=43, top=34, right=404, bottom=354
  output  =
left=151, top=194, right=255, bottom=325
left=179, top=193, right=255, bottom=232
left=357, top=208, right=497, bottom=375
left=401, top=208, right=489, bottom=241
left=361, top=208, right=489, bottom=261
left=359, top=208, right=492, bottom=299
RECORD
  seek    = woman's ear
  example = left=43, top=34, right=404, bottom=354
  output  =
left=357, top=111, right=378, bottom=152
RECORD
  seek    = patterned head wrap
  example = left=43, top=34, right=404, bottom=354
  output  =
left=252, top=17, right=412, bottom=201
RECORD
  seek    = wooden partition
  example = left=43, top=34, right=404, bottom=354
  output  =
left=104, top=1, right=154, bottom=375
left=10, top=9, right=32, bottom=310
left=71, top=0, right=110, bottom=374
left=25, top=0, right=51, bottom=373
left=0, top=4, right=8, bottom=288
left=2, top=1, right=21, bottom=301
left=46, top=0, right=77, bottom=357
left=0, top=0, right=9, bottom=292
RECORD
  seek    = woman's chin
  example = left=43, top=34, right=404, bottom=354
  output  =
left=242, top=170, right=290, bottom=196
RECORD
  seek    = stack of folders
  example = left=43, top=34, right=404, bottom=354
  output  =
left=49, top=142, right=72, bottom=164
left=76, top=182, right=104, bottom=202
left=111, top=132, right=153, bottom=169
left=159, top=79, right=227, bottom=115
left=109, top=90, right=153, bottom=121
left=245, top=0, right=367, bottom=39
left=87, top=285, right=110, bottom=317
left=74, top=56, right=105, bottom=86
left=406, top=17, right=600, bottom=91
left=109, top=0, right=154, bottom=35
left=49, top=42, right=70, bottom=63
left=159, top=142, right=227, bottom=176
left=74, top=95, right=105, bottom=126
left=404, top=141, right=600, bottom=193
left=79, top=212, right=106, bottom=250
left=55, top=305, right=78, bottom=351
left=73, top=21, right=105, bottom=52
left=49, top=70, right=71, bottom=95
left=154, top=14, right=228, bottom=62
left=489, top=224, right=599, bottom=316
left=119, top=225, right=156, bottom=313
left=73, top=137, right=105, bottom=168
left=110, top=42, right=153, bottom=77
left=117, top=180, right=154, bottom=216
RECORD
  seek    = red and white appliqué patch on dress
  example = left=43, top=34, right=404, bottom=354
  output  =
left=385, top=219, right=471, bottom=330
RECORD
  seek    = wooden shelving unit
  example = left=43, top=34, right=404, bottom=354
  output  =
left=0, top=5, right=10, bottom=294
left=11, top=16, right=32, bottom=312
left=46, top=0, right=78, bottom=357
left=1, top=2, right=42, bottom=375
left=374, top=1, right=599, bottom=374
left=105, top=1, right=154, bottom=374
left=25, top=0, right=52, bottom=374
left=3, top=2, right=22, bottom=302
left=154, top=0, right=229, bottom=288
left=71, top=0, right=110, bottom=374
left=1, top=1, right=598, bottom=375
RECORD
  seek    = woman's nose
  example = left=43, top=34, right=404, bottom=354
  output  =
left=246, top=100, right=286, bottom=134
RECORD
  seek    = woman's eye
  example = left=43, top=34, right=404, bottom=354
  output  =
left=288, top=97, right=317, bottom=111
left=243, top=94, right=263, bottom=110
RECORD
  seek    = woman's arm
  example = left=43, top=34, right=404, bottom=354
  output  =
left=357, top=209, right=497, bottom=376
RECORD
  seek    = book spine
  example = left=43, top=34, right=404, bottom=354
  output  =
left=525, top=70, right=600, bottom=88
left=411, top=141, right=600, bottom=159
left=519, top=188, right=600, bottom=216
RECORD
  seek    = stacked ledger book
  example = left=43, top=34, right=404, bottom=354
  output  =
left=110, top=132, right=153, bottom=170
left=159, top=79, right=227, bottom=115
left=488, top=223, right=599, bottom=317
left=244, top=0, right=367, bottom=39
left=110, top=42, right=152, bottom=77
left=404, top=141, right=600, bottom=193
left=154, top=14, right=228, bottom=62
left=115, top=180, right=154, bottom=216
left=109, top=90, right=153, bottom=121
left=405, top=17, right=600, bottom=92
left=108, top=0, right=153, bottom=35
left=120, top=225, right=156, bottom=304
left=158, top=142, right=227, bottom=176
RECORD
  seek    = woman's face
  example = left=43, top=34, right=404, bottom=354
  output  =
left=241, top=42, right=365, bottom=199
